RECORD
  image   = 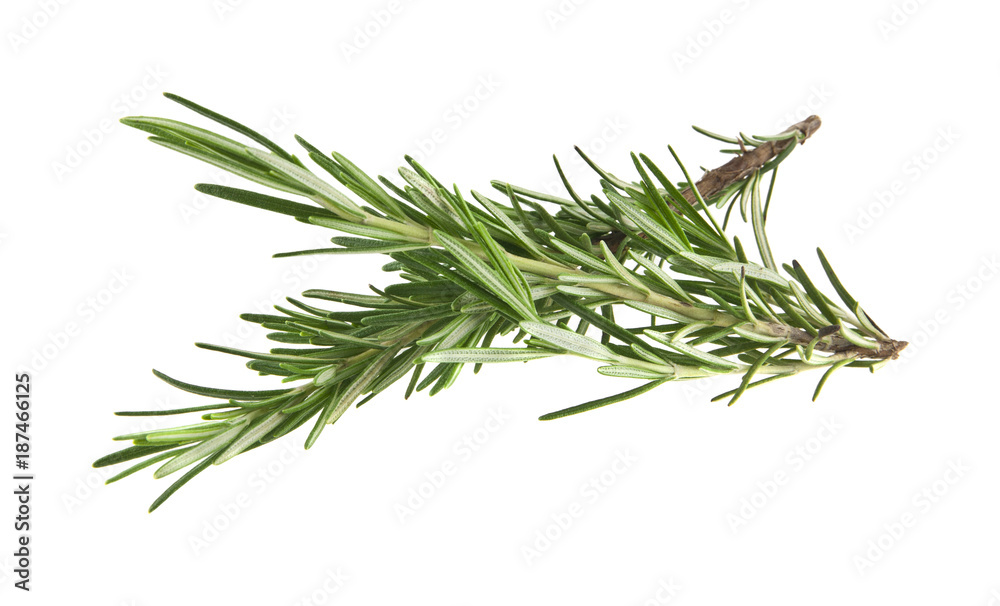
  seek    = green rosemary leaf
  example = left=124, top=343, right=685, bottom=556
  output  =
left=93, top=443, right=181, bottom=468
left=105, top=448, right=193, bottom=485
left=596, top=365, right=673, bottom=379
left=421, top=348, right=555, bottom=364
left=688, top=324, right=736, bottom=346
left=738, top=176, right=752, bottom=223
left=305, top=345, right=400, bottom=449
left=691, top=124, right=740, bottom=144
left=470, top=223, right=534, bottom=307
left=278, top=385, right=332, bottom=415
left=791, top=260, right=840, bottom=325
left=472, top=189, right=551, bottom=261
left=632, top=154, right=692, bottom=248
left=194, top=342, right=335, bottom=364
left=274, top=241, right=428, bottom=257
left=154, top=423, right=247, bottom=478
left=114, top=404, right=237, bottom=417
left=399, top=171, right=467, bottom=234
left=214, top=410, right=286, bottom=465
left=745, top=173, right=779, bottom=275
left=812, top=359, right=853, bottom=401
left=837, top=321, right=879, bottom=350
left=599, top=241, right=651, bottom=295
left=245, top=148, right=366, bottom=219
left=148, top=456, right=215, bottom=513
left=854, top=303, right=887, bottom=339
left=763, top=167, right=778, bottom=221
left=640, top=153, right=723, bottom=244
left=816, top=248, right=859, bottom=312
left=553, top=294, right=645, bottom=347
left=302, top=289, right=394, bottom=308
left=520, top=321, right=620, bottom=362
left=164, top=93, right=299, bottom=162
left=395, top=251, right=520, bottom=323
left=711, top=261, right=789, bottom=289
left=332, top=151, right=409, bottom=219
left=152, top=369, right=295, bottom=400
left=491, top=180, right=574, bottom=207
left=122, top=116, right=256, bottom=159
left=731, top=324, right=787, bottom=343
left=551, top=156, right=607, bottom=223
left=539, top=378, right=669, bottom=420
left=303, top=390, right=341, bottom=450
left=435, top=231, right=538, bottom=320
left=147, top=136, right=309, bottom=196
left=368, top=346, right=429, bottom=395
left=643, top=329, right=740, bottom=369
left=710, top=373, right=792, bottom=402
left=760, top=134, right=800, bottom=173
left=269, top=400, right=325, bottom=439
left=428, top=360, right=464, bottom=396
left=117, top=421, right=227, bottom=443
left=549, top=239, right=613, bottom=274
left=555, top=285, right=608, bottom=297
left=671, top=321, right=714, bottom=342
left=307, top=215, right=421, bottom=241
left=770, top=288, right=819, bottom=336
left=557, top=273, right=622, bottom=284
left=359, top=303, right=454, bottom=327
left=627, top=252, right=697, bottom=304
left=727, top=340, right=787, bottom=406
left=295, top=136, right=408, bottom=220
left=625, top=300, right=702, bottom=324
left=195, top=184, right=336, bottom=219
left=607, top=191, right=687, bottom=254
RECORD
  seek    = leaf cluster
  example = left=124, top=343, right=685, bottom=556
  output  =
left=96, top=94, right=905, bottom=511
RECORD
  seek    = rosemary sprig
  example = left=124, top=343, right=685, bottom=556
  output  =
left=95, top=94, right=906, bottom=511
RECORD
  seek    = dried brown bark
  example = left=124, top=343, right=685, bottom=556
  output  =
left=681, top=115, right=821, bottom=204
left=599, top=115, right=822, bottom=250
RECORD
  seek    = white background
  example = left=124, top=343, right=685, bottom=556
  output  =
left=3, top=0, right=999, bottom=603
